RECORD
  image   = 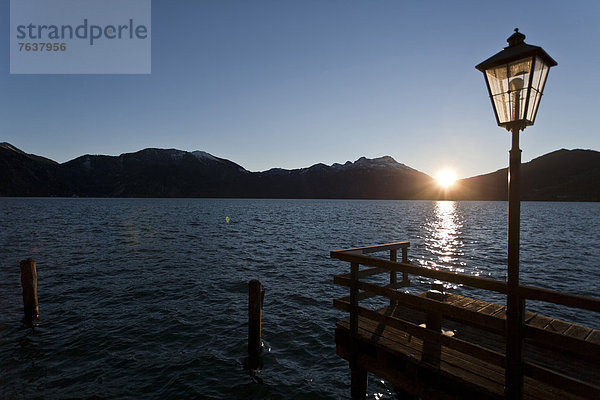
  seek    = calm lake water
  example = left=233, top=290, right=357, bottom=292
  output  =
left=1, top=199, right=599, bottom=399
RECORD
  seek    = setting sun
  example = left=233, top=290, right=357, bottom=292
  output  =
left=436, top=169, right=457, bottom=188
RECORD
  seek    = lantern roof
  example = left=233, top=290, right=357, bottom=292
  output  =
left=475, top=29, right=557, bottom=72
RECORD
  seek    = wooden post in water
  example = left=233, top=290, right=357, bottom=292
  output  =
left=20, top=258, right=39, bottom=321
left=248, top=279, right=264, bottom=370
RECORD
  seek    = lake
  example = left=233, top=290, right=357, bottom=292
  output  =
left=1, top=199, right=599, bottom=399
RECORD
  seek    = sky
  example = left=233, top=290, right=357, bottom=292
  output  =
left=1, top=0, right=599, bottom=178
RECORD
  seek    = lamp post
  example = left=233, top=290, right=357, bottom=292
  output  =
left=476, top=29, right=556, bottom=400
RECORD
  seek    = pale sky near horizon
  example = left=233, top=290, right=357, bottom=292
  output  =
left=1, top=0, right=599, bottom=178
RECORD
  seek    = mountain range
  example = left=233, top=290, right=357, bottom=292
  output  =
left=1, top=142, right=598, bottom=201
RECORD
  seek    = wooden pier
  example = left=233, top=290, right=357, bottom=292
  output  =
left=332, top=242, right=600, bottom=400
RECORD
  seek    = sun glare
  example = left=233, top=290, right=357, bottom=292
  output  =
left=436, top=169, right=457, bottom=188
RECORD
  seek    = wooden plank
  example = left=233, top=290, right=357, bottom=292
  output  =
left=450, top=295, right=478, bottom=308
left=563, top=324, right=592, bottom=340
left=335, top=278, right=506, bottom=334
left=480, top=303, right=503, bottom=315
left=522, top=375, right=589, bottom=400
left=463, top=299, right=491, bottom=312
left=492, top=307, right=507, bottom=320
left=524, top=361, right=600, bottom=399
left=544, top=319, right=571, bottom=334
left=331, top=251, right=508, bottom=294
left=335, top=267, right=388, bottom=280
left=524, top=311, right=536, bottom=323
left=527, top=315, right=551, bottom=329
left=524, top=324, right=600, bottom=361
left=332, top=241, right=410, bottom=255
left=490, top=308, right=535, bottom=325
left=519, top=285, right=600, bottom=313
left=337, top=319, right=422, bottom=359
left=585, top=330, right=600, bottom=345
left=522, top=314, right=600, bottom=360
left=522, top=342, right=599, bottom=385
left=337, top=280, right=410, bottom=303
left=423, top=294, right=509, bottom=336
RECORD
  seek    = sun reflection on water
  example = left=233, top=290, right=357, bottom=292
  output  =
left=420, top=201, right=466, bottom=282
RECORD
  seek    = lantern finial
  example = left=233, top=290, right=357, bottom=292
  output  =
left=507, top=28, right=526, bottom=47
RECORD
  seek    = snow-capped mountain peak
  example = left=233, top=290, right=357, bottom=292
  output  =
left=192, top=150, right=219, bottom=162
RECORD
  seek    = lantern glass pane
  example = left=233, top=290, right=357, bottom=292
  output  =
left=526, top=56, right=550, bottom=122
left=485, top=57, right=533, bottom=124
left=509, top=58, right=532, bottom=121
left=486, top=66, right=510, bottom=123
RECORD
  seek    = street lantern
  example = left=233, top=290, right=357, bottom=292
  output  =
left=476, top=29, right=557, bottom=131
left=476, top=29, right=556, bottom=400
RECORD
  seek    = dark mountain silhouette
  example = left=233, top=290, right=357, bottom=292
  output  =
left=0, top=142, right=71, bottom=196
left=445, top=149, right=600, bottom=201
left=0, top=143, right=598, bottom=201
left=60, top=148, right=248, bottom=197
left=244, top=156, right=435, bottom=199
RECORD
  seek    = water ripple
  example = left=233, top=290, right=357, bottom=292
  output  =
left=1, top=198, right=599, bottom=399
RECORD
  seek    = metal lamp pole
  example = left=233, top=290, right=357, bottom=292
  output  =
left=506, top=123, right=523, bottom=399
left=506, top=84, right=525, bottom=399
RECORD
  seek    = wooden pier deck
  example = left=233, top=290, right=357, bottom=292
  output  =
left=332, top=242, right=600, bottom=400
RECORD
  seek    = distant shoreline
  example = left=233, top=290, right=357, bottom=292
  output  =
left=2, top=144, right=599, bottom=201
left=1, top=197, right=598, bottom=203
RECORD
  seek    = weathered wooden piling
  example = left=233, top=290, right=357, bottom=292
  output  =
left=19, top=258, right=39, bottom=321
left=248, top=279, right=264, bottom=370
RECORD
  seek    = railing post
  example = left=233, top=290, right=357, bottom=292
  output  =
left=351, top=367, right=368, bottom=400
left=401, top=246, right=409, bottom=282
left=350, top=262, right=359, bottom=335
left=423, top=283, right=445, bottom=368
left=349, top=262, right=367, bottom=399
left=389, top=249, right=397, bottom=307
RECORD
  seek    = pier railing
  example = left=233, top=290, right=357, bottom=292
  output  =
left=332, top=241, right=600, bottom=399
